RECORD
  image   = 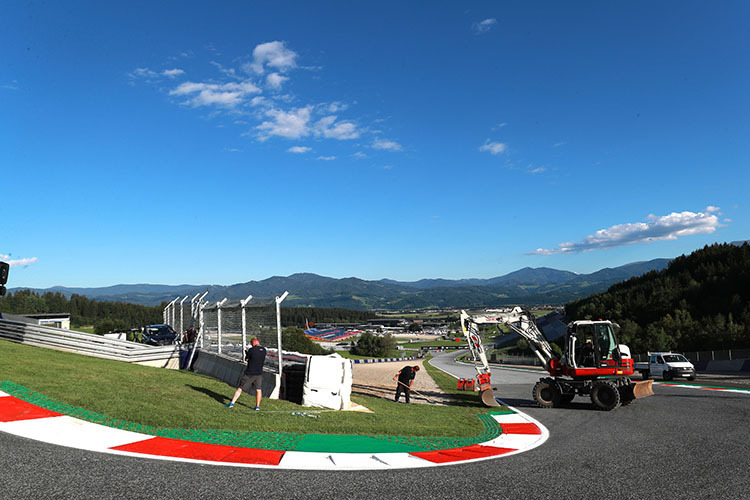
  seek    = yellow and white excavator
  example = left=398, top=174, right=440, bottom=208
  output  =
left=460, top=307, right=654, bottom=411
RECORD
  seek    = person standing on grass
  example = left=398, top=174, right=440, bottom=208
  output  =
left=226, top=336, right=267, bottom=411
left=393, top=365, right=420, bottom=403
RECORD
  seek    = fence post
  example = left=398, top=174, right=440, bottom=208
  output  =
left=164, top=297, right=179, bottom=329
left=198, top=299, right=208, bottom=348
left=216, top=298, right=228, bottom=355
left=189, top=292, right=200, bottom=321
left=193, top=292, right=208, bottom=326
left=275, top=291, right=289, bottom=394
left=178, top=296, right=189, bottom=338
left=187, top=299, right=208, bottom=371
left=240, top=294, right=253, bottom=351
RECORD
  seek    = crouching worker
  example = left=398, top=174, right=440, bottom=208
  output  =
left=226, top=337, right=267, bottom=411
left=393, top=365, right=420, bottom=403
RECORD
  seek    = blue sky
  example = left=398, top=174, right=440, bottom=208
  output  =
left=2, top=1, right=748, bottom=288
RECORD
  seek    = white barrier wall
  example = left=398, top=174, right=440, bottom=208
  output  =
left=302, top=354, right=353, bottom=410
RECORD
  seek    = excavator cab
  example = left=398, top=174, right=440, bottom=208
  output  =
left=565, top=321, right=629, bottom=374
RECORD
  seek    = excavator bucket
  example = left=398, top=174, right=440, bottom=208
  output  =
left=631, top=379, right=655, bottom=399
left=620, top=379, right=654, bottom=402
left=481, top=388, right=501, bottom=407
left=476, top=373, right=501, bottom=407
left=479, top=383, right=501, bottom=407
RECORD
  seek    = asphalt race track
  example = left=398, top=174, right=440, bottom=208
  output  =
left=2, top=351, right=749, bottom=500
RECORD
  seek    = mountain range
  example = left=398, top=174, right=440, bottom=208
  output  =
left=11, top=259, right=671, bottom=310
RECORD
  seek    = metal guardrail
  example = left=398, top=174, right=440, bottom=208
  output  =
left=0, top=319, right=179, bottom=364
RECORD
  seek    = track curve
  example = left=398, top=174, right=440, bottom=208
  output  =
left=2, top=351, right=749, bottom=499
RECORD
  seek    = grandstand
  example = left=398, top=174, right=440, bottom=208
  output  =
left=304, top=327, right=361, bottom=342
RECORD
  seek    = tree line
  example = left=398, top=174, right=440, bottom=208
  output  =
left=0, top=290, right=163, bottom=331
left=280, top=306, right=378, bottom=327
left=565, top=243, right=750, bottom=352
left=0, top=291, right=380, bottom=334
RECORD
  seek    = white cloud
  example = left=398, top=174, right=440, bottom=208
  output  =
left=325, top=102, right=349, bottom=113
left=257, top=106, right=312, bottom=140
left=0, top=254, right=38, bottom=268
left=352, top=151, right=367, bottom=159
left=256, top=107, right=361, bottom=141
left=170, top=80, right=261, bottom=107
left=247, top=41, right=298, bottom=74
left=372, top=138, right=403, bottom=151
left=317, top=156, right=336, bottom=161
left=130, top=67, right=158, bottom=78
left=528, top=207, right=723, bottom=255
left=314, top=115, right=360, bottom=140
left=472, top=18, right=497, bottom=34
left=266, top=72, right=288, bottom=90
left=706, top=205, right=720, bottom=213
left=162, top=68, right=185, bottom=78
left=209, top=61, right=239, bottom=78
left=288, top=146, right=312, bottom=153
left=1, top=80, right=19, bottom=91
left=479, top=140, right=507, bottom=155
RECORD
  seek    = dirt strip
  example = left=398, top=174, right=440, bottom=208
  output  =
left=351, top=359, right=455, bottom=405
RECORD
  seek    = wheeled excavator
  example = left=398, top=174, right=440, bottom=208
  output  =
left=460, top=307, right=654, bottom=411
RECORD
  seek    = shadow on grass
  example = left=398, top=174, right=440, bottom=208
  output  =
left=186, top=384, right=230, bottom=405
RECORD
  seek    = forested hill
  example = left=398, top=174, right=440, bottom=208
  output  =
left=565, top=243, right=750, bottom=352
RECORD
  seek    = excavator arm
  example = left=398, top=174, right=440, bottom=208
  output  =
left=460, top=307, right=560, bottom=407
left=459, top=310, right=500, bottom=406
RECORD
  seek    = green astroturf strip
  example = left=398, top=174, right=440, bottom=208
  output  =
left=293, top=434, right=417, bottom=453
left=488, top=409, right=516, bottom=415
left=0, top=381, right=504, bottom=453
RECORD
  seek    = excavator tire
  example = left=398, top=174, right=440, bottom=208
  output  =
left=591, top=380, right=621, bottom=411
left=532, top=379, right=560, bottom=409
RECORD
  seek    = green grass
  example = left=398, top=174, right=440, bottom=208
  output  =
left=0, top=339, right=499, bottom=438
left=71, top=326, right=95, bottom=334
left=423, top=355, right=495, bottom=407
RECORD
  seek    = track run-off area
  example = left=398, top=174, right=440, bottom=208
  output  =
left=2, top=351, right=750, bottom=499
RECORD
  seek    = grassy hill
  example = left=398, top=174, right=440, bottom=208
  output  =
left=565, top=243, right=750, bottom=352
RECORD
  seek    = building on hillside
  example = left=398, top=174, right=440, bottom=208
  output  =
left=1, top=312, right=71, bottom=329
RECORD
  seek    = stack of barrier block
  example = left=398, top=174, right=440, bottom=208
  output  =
left=457, top=378, right=476, bottom=391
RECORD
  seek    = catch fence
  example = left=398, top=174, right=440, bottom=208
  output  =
left=163, top=291, right=289, bottom=374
